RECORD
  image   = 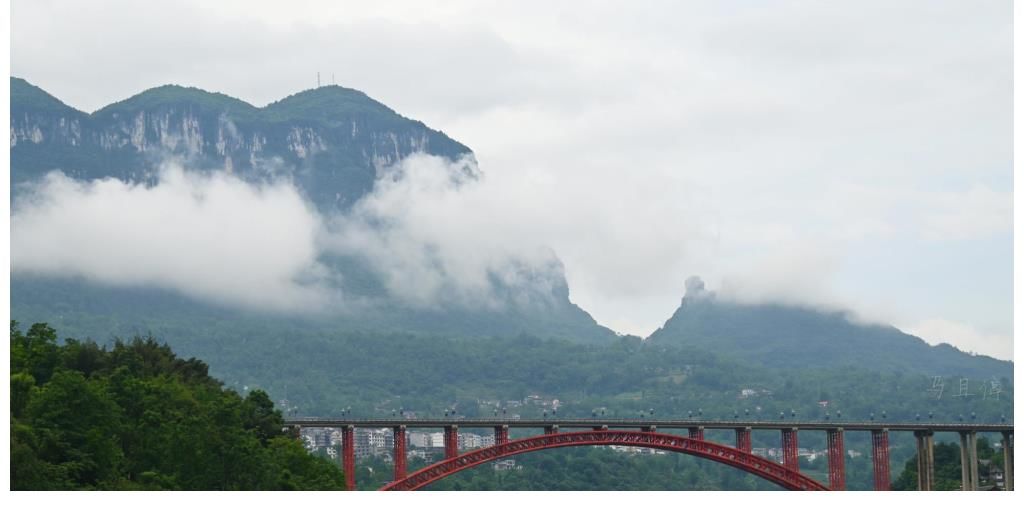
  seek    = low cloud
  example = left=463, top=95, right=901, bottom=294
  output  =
left=9, top=153, right=1013, bottom=362
left=10, top=156, right=590, bottom=314
left=322, top=153, right=714, bottom=320
left=322, top=154, right=566, bottom=309
left=716, top=244, right=842, bottom=309
left=10, top=154, right=709, bottom=319
left=11, top=163, right=332, bottom=312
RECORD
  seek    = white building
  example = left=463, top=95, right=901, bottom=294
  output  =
left=409, top=432, right=431, bottom=449
left=429, top=432, right=446, bottom=449
left=494, top=459, right=520, bottom=471
left=459, top=433, right=483, bottom=450
left=355, top=428, right=393, bottom=458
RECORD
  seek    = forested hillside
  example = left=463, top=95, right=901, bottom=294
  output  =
left=10, top=321, right=345, bottom=490
left=648, top=278, right=1011, bottom=380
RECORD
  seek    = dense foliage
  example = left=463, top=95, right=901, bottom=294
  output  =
left=10, top=322, right=346, bottom=490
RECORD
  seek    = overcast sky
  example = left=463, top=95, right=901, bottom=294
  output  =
left=10, top=0, right=1013, bottom=359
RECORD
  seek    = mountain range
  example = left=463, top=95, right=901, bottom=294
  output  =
left=10, top=76, right=614, bottom=344
left=9, top=76, right=1011, bottom=391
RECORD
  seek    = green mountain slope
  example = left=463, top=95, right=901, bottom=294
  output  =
left=647, top=277, right=1011, bottom=380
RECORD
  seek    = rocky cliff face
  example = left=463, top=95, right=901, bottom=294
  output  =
left=10, top=77, right=617, bottom=344
left=10, top=78, right=471, bottom=208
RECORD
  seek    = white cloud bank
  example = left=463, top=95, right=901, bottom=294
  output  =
left=8, top=153, right=1014, bottom=361
left=10, top=0, right=1012, bottom=358
left=9, top=154, right=708, bottom=318
left=11, top=164, right=332, bottom=312
left=323, top=153, right=710, bottom=313
left=323, top=154, right=565, bottom=309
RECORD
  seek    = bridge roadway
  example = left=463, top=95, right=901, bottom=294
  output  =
left=285, top=417, right=1012, bottom=433
left=284, top=417, right=1013, bottom=491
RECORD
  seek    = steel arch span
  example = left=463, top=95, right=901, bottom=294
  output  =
left=380, top=430, right=829, bottom=491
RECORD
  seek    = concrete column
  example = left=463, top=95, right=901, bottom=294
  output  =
left=914, top=430, right=935, bottom=491
left=641, top=425, right=657, bottom=432
left=543, top=424, right=559, bottom=435
left=925, top=432, right=935, bottom=490
left=1002, top=431, right=1013, bottom=491
left=959, top=431, right=978, bottom=491
left=969, top=431, right=979, bottom=490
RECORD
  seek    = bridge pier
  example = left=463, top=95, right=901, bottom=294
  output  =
left=688, top=426, right=704, bottom=441
left=1002, top=431, right=1013, bottom=491
left=871, top=429, right=890, bottom=491
left=781, top=428, right=799, bottom=471
left=971, top=432, right=980, bottom=490
left=494, top=425, right=509, bottom=456
left=959, top=431, right=979, bottom=491
left=593, top=425, right=609, bottom=431
left=826, top=428, right=845, bottom=490
left=495, top=425, right=509, bottom=445
left=914, top=430, right=935, bottom=491
left=393, top=425, right=407, bottom=481
left=444, top=425, right=459, bottom=459
left=641, top=425, right=657, bottom=433
left=544, top=425, right=560, bottom=435
left=342, top=425, right=355, bottom=491
left=735, top=427, right=752, bottom=453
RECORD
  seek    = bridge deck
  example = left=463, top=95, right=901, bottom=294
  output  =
left=283, top=418, right=1012, bottom=433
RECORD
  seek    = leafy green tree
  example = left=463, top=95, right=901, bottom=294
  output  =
left=9, top=322, right=346, bottom=490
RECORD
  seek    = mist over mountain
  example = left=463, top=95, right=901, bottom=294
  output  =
left=10, top=77, right=615, bottom=343
left=9, top=77, right=1009, bottom=382
left=648, top=277, right=1012, bottom=379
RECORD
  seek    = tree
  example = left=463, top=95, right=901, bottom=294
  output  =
left=9, top=322, right=346, bottom=490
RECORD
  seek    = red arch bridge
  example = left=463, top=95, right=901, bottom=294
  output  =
left=283, top=418, right=1013, bottom=491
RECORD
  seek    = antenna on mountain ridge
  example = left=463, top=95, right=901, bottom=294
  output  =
left=317, top=72, right=321, bottom=88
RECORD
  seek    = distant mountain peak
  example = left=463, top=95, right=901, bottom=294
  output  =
left=10, top=76, right=81, bottom=115
left=93, top=83, right=259, bottom=118
left=649, top=281, right=1012, bottom=378
left=262, top=85, right=402, bottom=125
